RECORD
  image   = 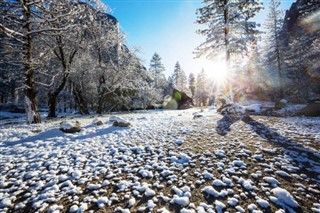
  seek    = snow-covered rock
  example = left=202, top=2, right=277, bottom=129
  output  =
left=59, top=121, right=81, bottom=133
left=110, top=116, right=131, bottom=127
left=263, top=176, right=280, bottom=187
left=257, top=198, right=270, bottom=209
left=271, top=187, right=299, bottom=208
left=170, top=195, right=189, bottom=207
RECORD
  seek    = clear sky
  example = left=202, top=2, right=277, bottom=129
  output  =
left=103, top=0, right=295, bottom=78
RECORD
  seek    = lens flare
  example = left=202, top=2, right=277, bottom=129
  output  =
left=300, top=10, right=320, bottom=33
left=204, top=60, right=228, bottom=84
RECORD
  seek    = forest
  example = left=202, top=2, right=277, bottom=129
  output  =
left=0, top=0, right=319, bottom=124
left=1, top=1, right=320, bottom=212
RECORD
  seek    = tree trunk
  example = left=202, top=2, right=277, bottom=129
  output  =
left=25, top=70, right=41, bottom=124
left=24, top=2, right=41, bottom=124
left=96, top=96, right=105, bottom=114
left=224, top=0, right=233, bottom=100
left=71, top=81, right=89, bottom=115
left=47, top=73, right=69, bottom=118
left=47, top=92, right=58, bottom=118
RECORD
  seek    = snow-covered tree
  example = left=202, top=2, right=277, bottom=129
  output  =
left=172, top=62, right=187, bottom=92
left=263, top=0, right=285, bottom=98
left=0, top=0, right=48, bottom=123
left=195, top=69, right=210, bottom=106
left=196, top=0, right=262, bottom=63
left=149, top=53, right=166, bottom=87
left=39, top=2, right=100, bottom=117
left=196, top=0, right=262, bottom=100
left=188, top=73, right=196, bottom=98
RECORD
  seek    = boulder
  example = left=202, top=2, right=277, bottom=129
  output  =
left=113, top=120, right=131, bottom=127
left=217, top=95, right=233, bottom=113
left=274, top=99, right=288, bottom=110
left=163, top=89, right=193, bottom=110
left=60, top=121, right=81, bottom=133
left=92, top=119, right=104, bottom=126
left=96, top=120, right=104, bottom=126
left=110, top=116, right=131, bottom=127
left=297, top=102, right=320, bottom=116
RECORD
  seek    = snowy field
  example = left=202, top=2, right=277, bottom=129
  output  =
left=0, top=108, right=320, bottom=213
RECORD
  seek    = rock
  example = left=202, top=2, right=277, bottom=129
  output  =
left=113, top=120, right=131, bottom=127
left=110, top=116, right=131, bottom=127
left=297, top=102, right=320, bottom=116
left=274, top=99, right=288, bottom=110
left=217, top=95, right=233, bottom=113
left=163, top=89, right=193, bottom=110
left=60, top=121, right=81, bottom=133
left=96, top=120, right=104, bottom=126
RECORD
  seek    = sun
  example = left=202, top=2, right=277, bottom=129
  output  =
left=203, top=60, right=228, bottom=84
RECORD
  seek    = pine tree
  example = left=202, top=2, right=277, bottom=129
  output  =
left=172, top=62, right=181, bottom=89
left=195, top=69, right=209, bottom=106
left=172, top=62, right=187, bottom=92
left=179, top=70, right=188, bottom=93
left=196, top=0, right=262, bottom=63
left=196, top=0, right=231, bottom=64
left=196, top=0, right=262, bottom=99
left=188, top=73, right=196, bottom=98
left=149, top=53, right=166, bottom=90
left=264, top=0, right=285, bottom=98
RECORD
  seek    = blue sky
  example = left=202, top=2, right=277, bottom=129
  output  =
left=103, top=0, right=294, bottom=77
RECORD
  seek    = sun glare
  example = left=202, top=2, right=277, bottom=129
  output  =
left=204, top=60, right=228, bottom=84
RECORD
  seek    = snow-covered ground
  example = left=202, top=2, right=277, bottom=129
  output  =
left=0, top=108, right=319, bottom=213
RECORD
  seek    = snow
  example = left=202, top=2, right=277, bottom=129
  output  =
left=145, top=188, right=156, bottom=197
left=227, top=197, right=238, bottom=207
left=275, top=170, right=292, bottom=178
left=0, top=107, right=318, bottom=212
left=0, top=198, right=12, bottom=208
left=170, top=196, right=189, bottom=207
left=243, top=104, right=261, bottom=113
left=202, top=186, right=227, bottom=198
left=212, top=179, right=226, bottom=187
left=263, top=176, right=280, bottom=187
left=215, top=200, right=226, bottom=213
left=203, top=171, right=213, bottom=179
left=127, top=197, right=136, bottom=207
left=271, top=187, right=299, bottom=208
left=69, top=205, right=78, bottom=212
left=109, top=115, right=128, bottom=123
left=97, top=197, right=109, bottom=208
left=257, top=198, right=270, bottom=208
left=232, top=160, right=246, bottom=167
left=215, top=149, right=225, bottom=158
left=59, top=122, right=74, bottom=130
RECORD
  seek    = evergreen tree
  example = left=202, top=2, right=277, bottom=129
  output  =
left=179, top=70, right=188, bottom=93
left=196, top=0, right=262, bottom=99
left=196, top=0, right=231, bottom=64
left=264, top=0, right=285, bottom=98
left=149, top=53, right=166, bottom=90
left=196, top=0, right=262, bottom=63
left=188, top=73, right=196, bottom=98
left=172, top=62, right=187, bottom=92
left=195, top=69, right=209, bottom=106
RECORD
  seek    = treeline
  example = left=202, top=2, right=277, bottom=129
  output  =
left=0, top=0, right=319, bottom=124
left=148, top=54, right=217, bottom=107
